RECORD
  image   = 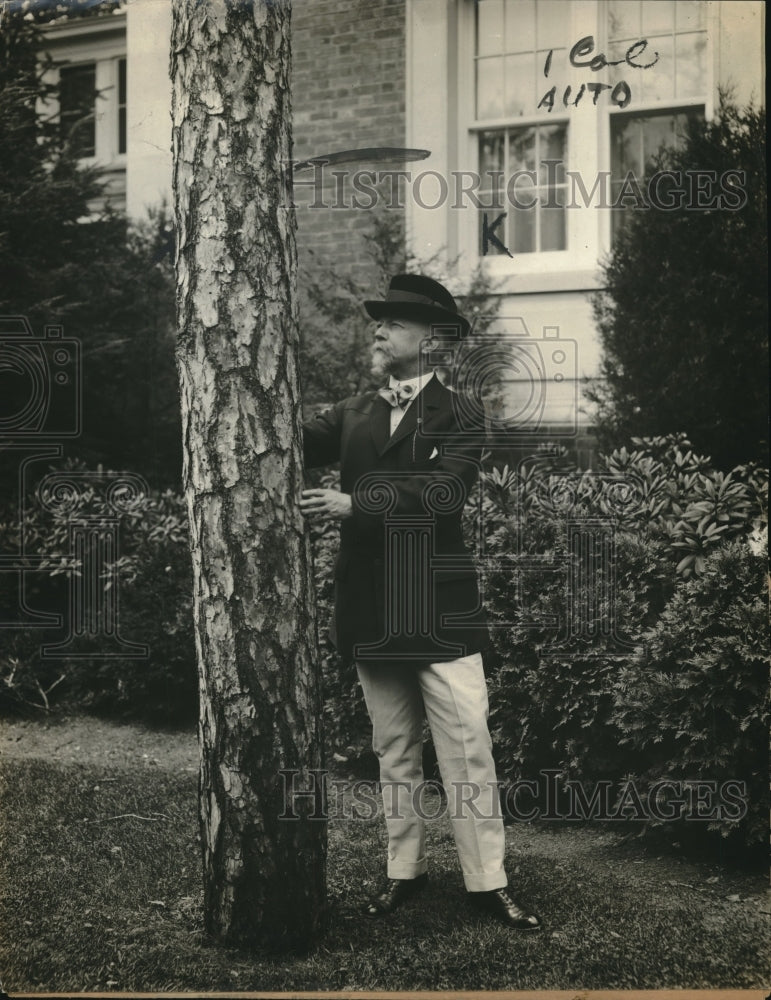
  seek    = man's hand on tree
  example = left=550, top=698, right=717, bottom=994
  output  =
left=300, top=488, right=353, bottom=520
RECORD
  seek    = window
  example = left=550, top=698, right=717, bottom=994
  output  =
left=59, top=62, right=96, bottom=158
left=610, top=109, right=703, bottom=236
left=57, top=57, right=126, bottom=162
left=606, top=0, right=708, bottom=103
left=607, top=0, right=707, bottom=237
left=473, top=0, right=570, bottom=255
left=479, top=123, right=567, bottom=253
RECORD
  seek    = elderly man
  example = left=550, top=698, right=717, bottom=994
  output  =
left=300, top=274, right=541, bottom=931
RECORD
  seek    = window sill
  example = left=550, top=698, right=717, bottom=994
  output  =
left=77, top=154, right=127, bottom=171
left=477, top=265, right=603, bottom=295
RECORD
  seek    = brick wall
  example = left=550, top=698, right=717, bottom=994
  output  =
left=292, top=0, right=406, bottom=284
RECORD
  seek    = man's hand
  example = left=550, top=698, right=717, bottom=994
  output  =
left=300, top=488, right=353, bottom=520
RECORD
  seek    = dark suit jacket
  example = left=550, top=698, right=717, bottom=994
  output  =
left=303, top=374, right=489, bottom=666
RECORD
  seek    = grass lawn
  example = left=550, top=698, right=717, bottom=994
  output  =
left=0, top=714, right=768, bottom=993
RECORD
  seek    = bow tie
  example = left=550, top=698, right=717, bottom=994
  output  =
left=378, top=383, right=416, bottom=409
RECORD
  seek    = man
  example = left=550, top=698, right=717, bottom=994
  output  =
left=300, top=274, right=541, bottom=931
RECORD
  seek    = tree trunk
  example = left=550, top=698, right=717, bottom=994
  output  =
left=170, top=0, right=325, bottom=950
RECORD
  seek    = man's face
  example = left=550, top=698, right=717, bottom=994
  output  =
left=370, top=316, right=432, bottom=380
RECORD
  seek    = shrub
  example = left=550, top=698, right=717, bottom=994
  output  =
left=486, top=532, right=655, bottom=782
left=0, top=463, right=195, bottom=724
left=479, top=435, right=768, bottom=846
left=612, top=539, right=769, bottom=847
left=2, top=436, right=765, bottom=847
left=589, top=96, right=768, bottom=469
left=0, top=459, right=372, bottom=744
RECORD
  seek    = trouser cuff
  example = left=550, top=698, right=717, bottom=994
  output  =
left=463, top=870, right=508, bottom=892
left=387, top=859, right=428, bottom=879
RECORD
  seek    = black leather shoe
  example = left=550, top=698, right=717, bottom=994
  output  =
left=363, top=873, right=428, bottom=917
left=468, top=887, right=542, bottom=931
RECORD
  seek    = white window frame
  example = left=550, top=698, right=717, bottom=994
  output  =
left=456, top=0, right=602, bottom=292
left=599, top=0, right=715, bottom=251
left=41, top=12, right=127, bottom=172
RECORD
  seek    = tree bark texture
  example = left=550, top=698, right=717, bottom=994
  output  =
left=170, top=0, right=325, bottom=949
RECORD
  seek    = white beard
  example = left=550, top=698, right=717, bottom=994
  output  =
left=370, top=348, right=394, bottom=380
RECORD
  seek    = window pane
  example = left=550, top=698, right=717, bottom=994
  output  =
left=477, top=0, right=504, bottom=56
left=508, top=170, right=537, bottom=210
left=504, top=0, right=535, bottom=53
left=642, top=0, right=674, bottom=35
left=476, top=57, right=504, bottom=118
left=611, top=118, right=642, bottom=177
left=537, top=46, right=565, bottom=84
left=504, top=52, right=535, bottom=115
left=540, top=195, right=565, bottom=251
left=59, top=63, right=96, bottom=158
left=606, top=40, right=630, bottom=87
left=608, top=0, right=640, bottom=39
left=637, top=35, right=674, bottom=102
left=676, top=0, right=706, bottom=31
left=540, top=122, right=567, bottom=181
left=479, top=130, right=505, bottom=205
left=612, top=111, right=702, bottom=177
left=675, top=32, right=707, bottom=97
left=511, top=201, right=535, bottom=253
left=509, top=126, right=535, bottom=172
left=610, top=108, right=704, bottom=240
left=479, top=130, right=505, bottom=175
left=536, top=0, right=569, bottom=48
left=642, top=114, right=677, bottom=162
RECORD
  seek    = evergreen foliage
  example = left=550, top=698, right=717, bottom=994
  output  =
left=589, top=96, right=768, bottom=470
left=0, top=12, right=181, bottom=491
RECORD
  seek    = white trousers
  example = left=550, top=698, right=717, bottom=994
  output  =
left=356, top=652, right=507, bottom=892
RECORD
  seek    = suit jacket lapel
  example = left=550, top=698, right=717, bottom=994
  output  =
left=369, top=393, right=392, bottom=456
left=380, top=373, right=446, bottom=455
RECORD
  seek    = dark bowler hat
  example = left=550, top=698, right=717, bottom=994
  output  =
left=364, top=273, right=471, bottom=337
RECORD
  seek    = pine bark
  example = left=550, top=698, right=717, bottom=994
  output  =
left=170, top=0, right=325, bottom=949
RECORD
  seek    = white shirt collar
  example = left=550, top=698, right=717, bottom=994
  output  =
left=388, top=371, right=434, bottom=396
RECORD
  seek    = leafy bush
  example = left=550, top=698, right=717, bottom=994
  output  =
left=2, top=432, right=766, bottom=848
left=0, top=463, right=195, bottom=723
left=480, top=435, right=768, bottom=845
left=612, top=539, right=769, bottom=848
left=486, top=532, right=655, bottom=780
left=0, top=459, right=371, bottom=743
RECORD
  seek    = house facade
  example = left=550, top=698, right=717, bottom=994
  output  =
left=42, top=0, right=765, bottom=455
